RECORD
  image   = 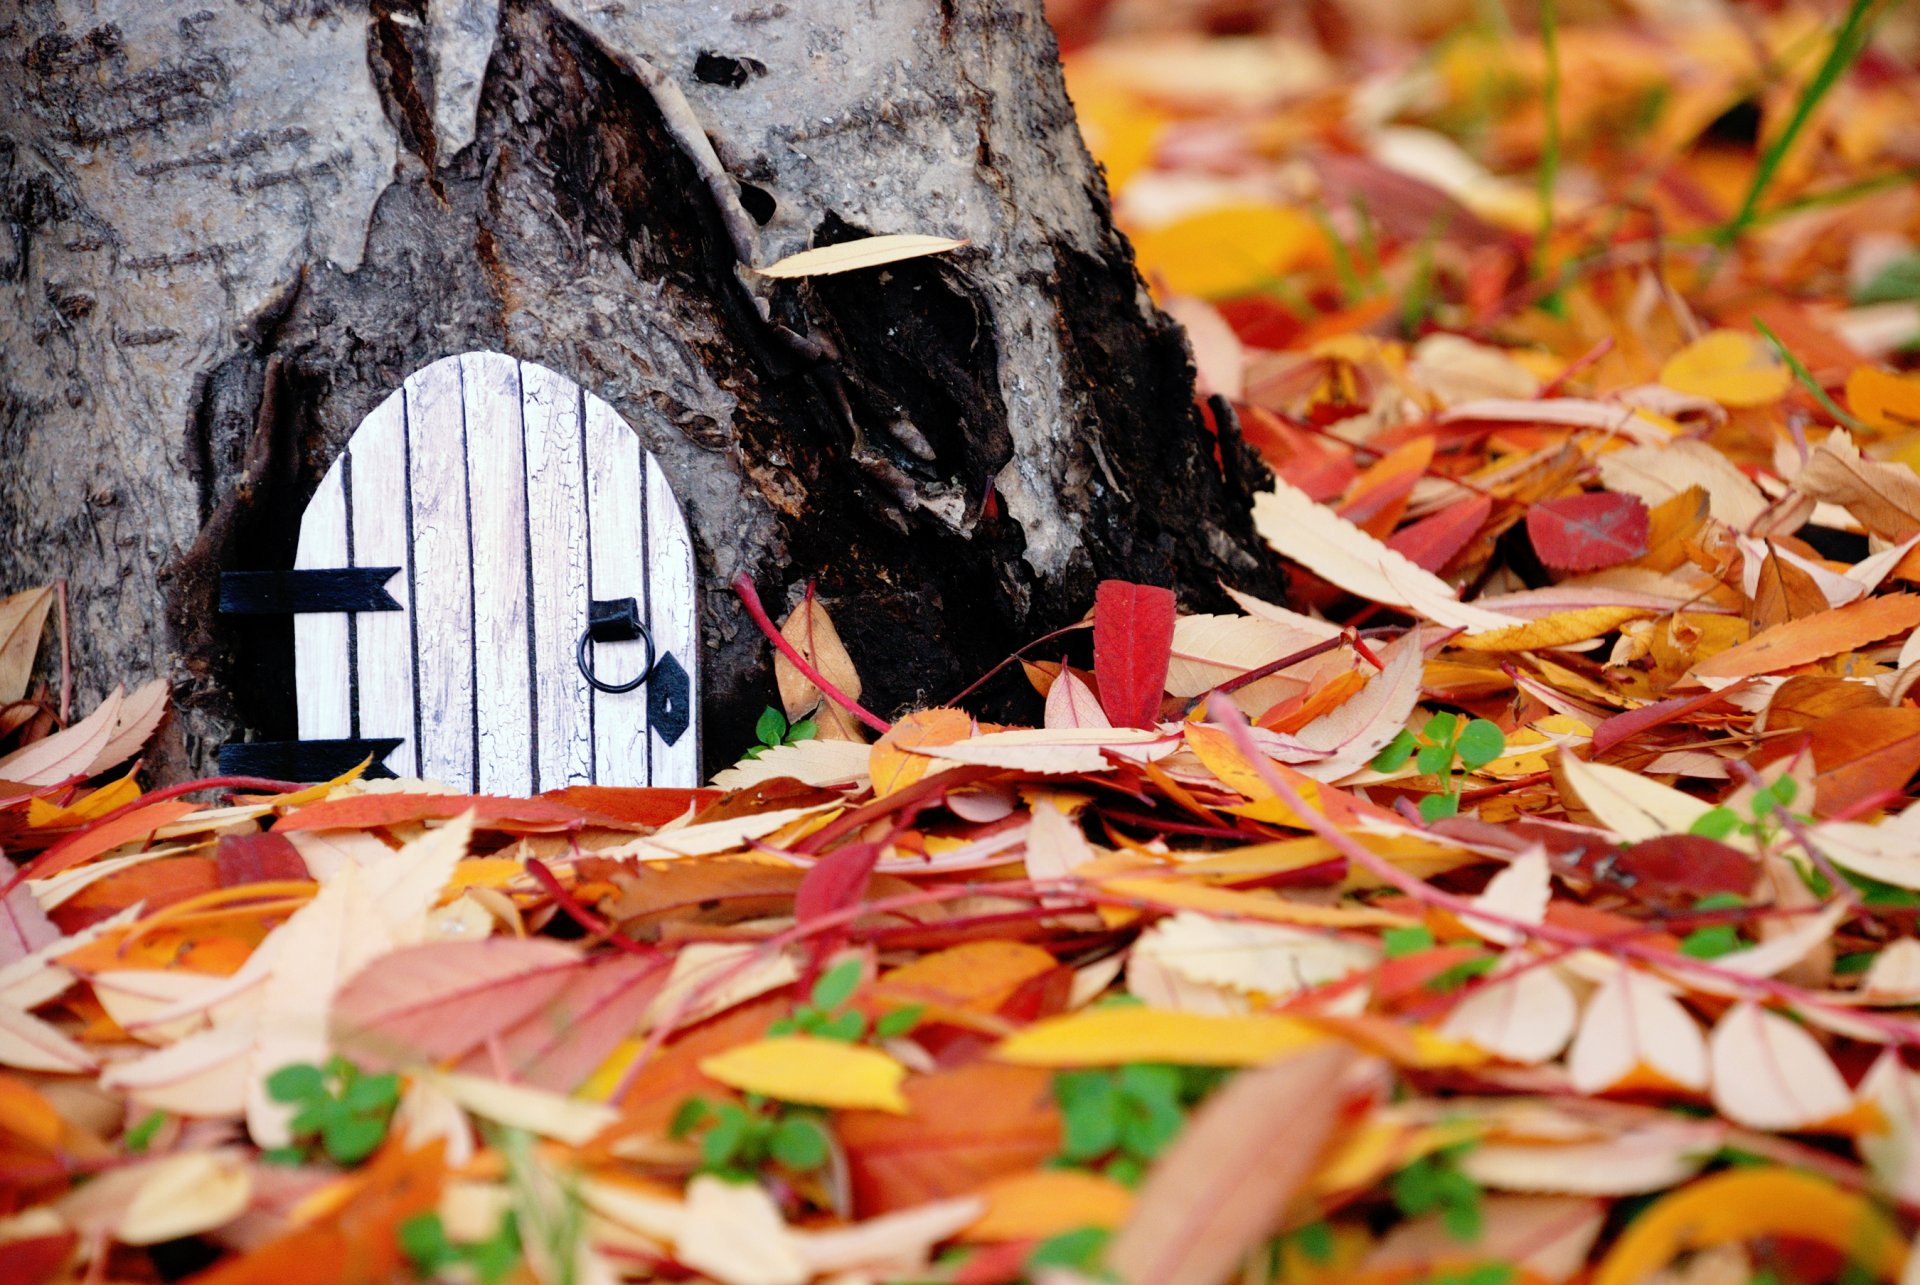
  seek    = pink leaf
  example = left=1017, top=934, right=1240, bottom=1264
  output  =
left=1044, top=668, right=1112, bottom=730
left=1527, top=492, right=1650, bottom=572
left=796, top=841, right=882, bottom=926
left=455, top=953, right=667, bottom=1092
left=1093, top=581, right=1176, bottom=729
left=332, top=938, right=586, bottom=1071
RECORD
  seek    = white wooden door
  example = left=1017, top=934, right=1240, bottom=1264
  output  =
left=291, top=352, right=699, bottom=790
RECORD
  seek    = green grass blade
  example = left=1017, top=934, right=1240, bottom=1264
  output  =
left=1752, top=317, right=1869, bottom=433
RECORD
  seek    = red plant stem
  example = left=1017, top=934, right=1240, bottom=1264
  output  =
left=1537, top=335, right=1615, bottom=397
left=731, top=573, right=893, bottom=735
left=526, top=854, right=657, bottom=957
left=1202, top=693, right=1920, bottom=1046
left=1207, top=634, right=1351, bottom=701
left=944, top=623, right=1095, bottom=707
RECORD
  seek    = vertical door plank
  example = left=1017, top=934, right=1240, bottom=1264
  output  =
left=645, top=454, right=700, bottom=784
left=348, top=390, right=418, bottom=778
left=461, top=352, right=533, bottom=796
left=404, top=356, right=478, bottom=791
left=583, top=392, right=650, bottom=785
left=292, top=459, right=352, bottom=741
left=520, top=361, right=593, bottom=789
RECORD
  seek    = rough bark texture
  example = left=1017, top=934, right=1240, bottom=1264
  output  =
left=1, top=0, right=1284, bottom=779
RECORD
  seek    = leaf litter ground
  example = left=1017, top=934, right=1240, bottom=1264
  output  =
left=8, top=2, right=1920, bottom=1282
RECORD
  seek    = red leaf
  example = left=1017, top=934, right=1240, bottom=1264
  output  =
left=1615, top=835, right=1756, bottom=904
left=1093, top=581, right=1176, bottom=729
left=213, top=831, right=308, bottom=887
left=1527, top=492, right=1650, bottom=571
left=1385, top=494, right=1493, bottom=572
left=795, top=841, right=882, bottom=928
left=1591, top=685, right=1746, bottom=754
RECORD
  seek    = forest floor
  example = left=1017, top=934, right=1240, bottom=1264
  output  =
left=5, top=2, right=1920, bottom=1283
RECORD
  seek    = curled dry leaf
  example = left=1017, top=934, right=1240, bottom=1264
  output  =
left=755, top=233, right=967, bottom=278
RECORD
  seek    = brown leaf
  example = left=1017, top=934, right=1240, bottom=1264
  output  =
left=1762, top=675, right=1885, bottom=735
left=1750, top=547, right=1829, bottom=632
left=0, top=586, right=54, bottom=707
left=1106, top=1045, right=1357, bottom=1285
left=1792, top=430, right=1920, bottom=542
left=776, top=592, right=865, bottom=740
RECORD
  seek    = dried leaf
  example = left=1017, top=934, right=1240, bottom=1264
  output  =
left=1093, top=581, right=1176, bottom=729
left=1592, top=1169, right=1906, bottom=1285
left=963, top=1169, right=1134, bottom=1240
left=776, top=593, right=864, bottom=740
left=699, top=1036, right=909, bottom=1112
left=1566, top=966, right=1708, bottom=1094
left=1044, top=667, right=1112, bottom=729
left=0, top=586, right=55, bottom=706
left=0, top=687, right=123, bottom=786
left=1707, top=1002, right=1851, bottom=1130
left=1659, top=329, right=1791, bottom=407
left=1527, top=493, right=1651, bottom=571
left=756, top=233, right=966, bottom=278
left=994, top=1005, right=1327, bottom=1067
left=1252, top=479, right=1520, bottom=632
left=1559, top=754, right=1712, bottom=840
left=1691, top=594, right=1920, bottom=680
left=1792, top=429, right=1920, bottom=541
left=1105, top=1046, right=1356, bottom=1285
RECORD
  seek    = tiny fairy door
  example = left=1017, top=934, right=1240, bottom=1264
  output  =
left=223, top=352, right=698, bottom=789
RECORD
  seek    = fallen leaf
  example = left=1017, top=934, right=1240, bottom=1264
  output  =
left=993, top=1005, right=1327, bottom=1067
left=698, top=1036, right=909, bottom=1112
left=1093, top=581, right=1176, bottom=729
left=1659, top=329, right=1792, bottom=407
left=963, top=1169, right=1134, bottom=1240
left=0, top=586, right=55, bottom=706
left=1566, top=965, right=1708, bottom=1094
left=1105, top=1045, right=1356, bottom=1285
left=1707, top=1001, right=1851, bottom=1131
left=776, top=592, right=864, bottom=740
left=1592, top=1168, right=1906, bottom=1285
left=1527, top=493, right=1651, bottom=571
left=1691, top=594, right=1920, bottom=680
left=756, top=233, right=966, bottom=278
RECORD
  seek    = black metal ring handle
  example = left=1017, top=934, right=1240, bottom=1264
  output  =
left=577, top=618, right=656, bottom=694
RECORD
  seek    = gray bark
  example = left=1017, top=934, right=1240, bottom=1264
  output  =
left=1, top=0, right=1284, bottom=780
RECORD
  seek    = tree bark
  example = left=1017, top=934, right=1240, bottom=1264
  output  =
left=1, top=0, right=1284, bottom=779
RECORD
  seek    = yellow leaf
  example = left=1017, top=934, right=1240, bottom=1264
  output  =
left=698, top=1036, right=909, bottom=1113
left=993, top=1005, right=1327, bottom=1068
left=1848, top=366, right=1920, bottom=433
left=117, top=1150, right=253, bottom=1245
left=1593, top=1169, right=1908, bottom=1285
left=1127, top=205, right=1323, bottom=300
left=1457, top=606, right=1654, bottom=651
left=1658, top=329, right=1792, bottom=407
left=756, top=233, right=967, bottom=278
left=963, top=1169, right=1134, bottom=1241
left=28, top=770, right=141, bottom=828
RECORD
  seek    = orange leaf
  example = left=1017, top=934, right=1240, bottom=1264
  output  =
left=1593, top=1168, right=1907, bottom=1285
left=1848, top=366, right=1920, bottom=433
left=963, top=1169, right=1134, bottom=1241
left=1690, top=594, right=1920, bottom=680
left=839, top=1062, right=1060, bottom=1216
left=11, top=800, right=200, bottom=892
left=1798, top=707, right=1920, bottom=818
left=868, top=708, right=975, bottom=797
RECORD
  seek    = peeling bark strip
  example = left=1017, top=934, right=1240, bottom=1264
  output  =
left=0, top=0, right=1284, bottom=780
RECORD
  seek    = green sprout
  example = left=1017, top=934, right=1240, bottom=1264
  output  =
left=670, top=1095, right=833, bottom=1184
left=262, top=1056, right=401, bottom=1167
left=1052, top=1063, right=1229, bottom=1187
left=767, top=956, right=922, bottom=1044
left=400, top=1209, right=522, bottom=1285
left=1373, top=712, right=1508, bottom=823
left=1389, top=1141, right=1488, bottom=1242
left=741, top=705, right=817, bottom=760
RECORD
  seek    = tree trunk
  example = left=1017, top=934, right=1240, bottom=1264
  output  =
left=1, top=0, right=1284, bottom=779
